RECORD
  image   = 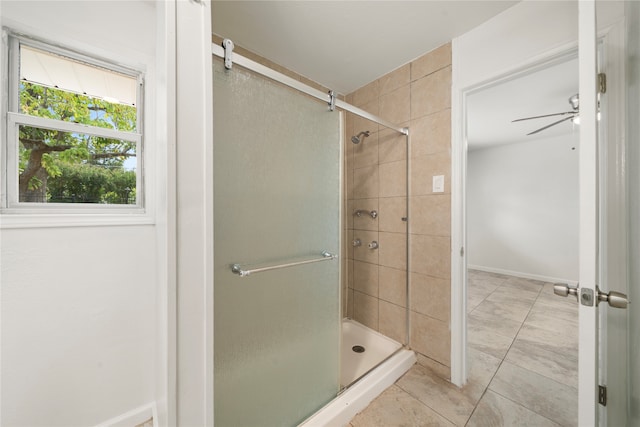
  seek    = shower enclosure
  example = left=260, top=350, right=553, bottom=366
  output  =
left=212, top=41, right=411, bottom=426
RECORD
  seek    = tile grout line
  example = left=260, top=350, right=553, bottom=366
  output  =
left=464, top=273, right=514, bottom=426
left=470, top=275, right=578, bottom=425
left=464, top=273, right=545, bottom=426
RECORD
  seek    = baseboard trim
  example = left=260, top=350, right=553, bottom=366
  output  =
left=94, top=402, right=157, bottom=427
left=468, top=265, right=579, bottom=286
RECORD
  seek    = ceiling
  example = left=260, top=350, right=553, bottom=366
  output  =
left=467, top=55, right=579, bottom=149
left=211, top=1, right=518, bottom=95
left=211, top=1, right=578, bottom=148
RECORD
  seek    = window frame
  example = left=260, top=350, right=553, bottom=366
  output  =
left=1, top=30, right=145, bottom=216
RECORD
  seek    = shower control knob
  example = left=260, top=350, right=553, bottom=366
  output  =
left=368, top=241, right=379, bottom=250
left=352, top=239, right=362, bottom=247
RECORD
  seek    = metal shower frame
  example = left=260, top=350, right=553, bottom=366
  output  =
left=212, top=38, right=412, bottom=346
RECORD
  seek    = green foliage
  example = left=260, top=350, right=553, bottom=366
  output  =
left=20, top=82, right=137, bottom=131
left=18, top=81, right=138, bottom=204
left=46, top=161, right=136, bottom=204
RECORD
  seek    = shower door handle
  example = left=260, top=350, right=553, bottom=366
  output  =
left=231, top=251, right=337, bottom=277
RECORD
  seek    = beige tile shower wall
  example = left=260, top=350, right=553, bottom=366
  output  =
left=345, top=43, right=452, bottom=370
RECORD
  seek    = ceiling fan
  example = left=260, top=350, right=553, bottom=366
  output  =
left=512, top=94, right=579, bottom=135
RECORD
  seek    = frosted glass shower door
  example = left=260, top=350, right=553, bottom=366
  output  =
left=213, top=58, right=342, bottom=427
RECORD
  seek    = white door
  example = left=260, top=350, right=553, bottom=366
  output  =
left=572, top=2, right=630, bottom=425
left=577, top=2, right=600, bottom=423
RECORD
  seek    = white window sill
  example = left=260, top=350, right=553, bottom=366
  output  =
left=0, top=211, right=154, bottom=229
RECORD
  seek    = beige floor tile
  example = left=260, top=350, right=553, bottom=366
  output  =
left=485, top=287, right=538, bottom=307
left=470, top=299, right=532, bottom=324
left=350, top=385, right=455, bottom=427
left=397, top=364, right=479, bottom=426
left=529, top=301, right=578, bottom=324
left=515, top=323, right=578, bottom=360
left=468, top=312, right=522, bottom=340
left=505, top=338, right=578, bottom=389
left=348, top=270, right=580, bottom=427
left=501, top=276, right=546, bottom=293
left=488, top=362, right=578, bottom=427
left=415, top=353, right=451, bottom=381
left=490, top=284, right=540, bottom=302
left=467, top=390, right=562, bottom=427
left=524, top=309, right=578, bottom=335
left=467, top=321, right=514, bottom=360
left=467, top=292, right=486, bottom=313
left=467, top=347, right=502, bottom=392
left=468, top=276, right=502, bottom=293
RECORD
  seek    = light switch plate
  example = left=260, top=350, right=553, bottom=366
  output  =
left=433, top=175, right=444, bottom=193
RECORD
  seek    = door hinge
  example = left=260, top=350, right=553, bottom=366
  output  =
left=599, top=385, right=607, bottom=406
left=598, top=73, right=606, bottom=94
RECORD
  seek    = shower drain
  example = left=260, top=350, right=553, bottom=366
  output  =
left=352, top=345, right=365, bottom=353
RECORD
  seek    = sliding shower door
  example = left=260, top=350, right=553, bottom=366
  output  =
left=213, top=58, right=342, bottom=426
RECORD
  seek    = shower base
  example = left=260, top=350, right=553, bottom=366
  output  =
left=340, top=319, right=403, bottom=387
left=299, top=319, right=416, bottom=427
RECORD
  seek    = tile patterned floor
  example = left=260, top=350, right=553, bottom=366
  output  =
left=348, top=270, right=579, bottom=426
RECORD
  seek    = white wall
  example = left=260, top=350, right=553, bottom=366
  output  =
left=467, top=135, right=579, bottom=282
left=0, top=2, right=167, bottom=425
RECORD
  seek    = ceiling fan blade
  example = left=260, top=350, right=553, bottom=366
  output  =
left=526, top=114, right=576, bottom=136
left=512, top=111, right=577, bottom=122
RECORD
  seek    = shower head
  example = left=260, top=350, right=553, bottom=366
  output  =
left=351, top=131, right=370, bottom=144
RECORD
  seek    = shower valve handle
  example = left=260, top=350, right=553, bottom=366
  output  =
left=368, top=241, right=379, bottom=250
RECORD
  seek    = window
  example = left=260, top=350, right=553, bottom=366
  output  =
left=3, top=33, right=143, bottom=210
